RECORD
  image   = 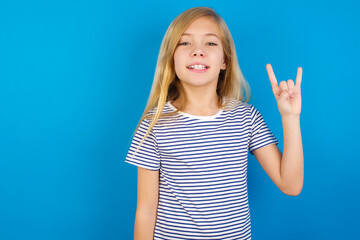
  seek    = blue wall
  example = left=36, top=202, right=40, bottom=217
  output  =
left=1, top=0, right=359, bottom=239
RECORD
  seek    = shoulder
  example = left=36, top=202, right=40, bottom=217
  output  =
left=222, top=97, right=263, bottom=123
left=141, top=102, right=180, bottom=129
left=224, top=97, right=255, bottom=113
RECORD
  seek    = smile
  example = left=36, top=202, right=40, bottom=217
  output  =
left=186, top=64, right=210, bottom=73
left=187, top=67, right=209, bottom=73
left=188, top=64, right=208, bottom=70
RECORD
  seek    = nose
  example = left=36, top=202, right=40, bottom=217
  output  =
left=191, top=50, right=204, bottom=57
left=191, top=43, right=205, bottom=57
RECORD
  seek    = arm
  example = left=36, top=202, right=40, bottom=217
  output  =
left=134, top=166, right=159, bottom=240
left=252, top=64, right=304, bottom=196
left=252, top=115, right=303, bottom=196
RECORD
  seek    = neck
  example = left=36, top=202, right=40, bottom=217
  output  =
left=172, top=90, right=221, bottom=116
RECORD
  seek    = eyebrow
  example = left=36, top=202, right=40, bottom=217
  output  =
left=181, top=33, right=220, bottom=39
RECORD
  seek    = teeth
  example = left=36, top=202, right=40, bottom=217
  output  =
left=189, top=64, right=207, bottom=70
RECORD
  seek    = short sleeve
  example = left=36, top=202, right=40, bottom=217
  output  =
left=248, top=105, right=279, bottom=155
left=125, top=119, right=160, bottom=171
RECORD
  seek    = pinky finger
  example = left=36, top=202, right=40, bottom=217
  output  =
left=295, top=67, right=303, bottom=88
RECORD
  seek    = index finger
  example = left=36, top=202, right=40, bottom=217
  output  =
left=266, top=63, right=280, bottom=96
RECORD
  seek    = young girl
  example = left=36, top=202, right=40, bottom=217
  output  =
left=125, top=6, right=303, bottom=240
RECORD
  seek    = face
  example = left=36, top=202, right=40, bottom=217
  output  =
left=173, top=16, right=226, bottom=90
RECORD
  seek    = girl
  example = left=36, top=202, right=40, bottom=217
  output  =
left=125, top=6, right=303, bottom=240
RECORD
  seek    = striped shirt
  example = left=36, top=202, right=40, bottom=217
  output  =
left=125, top=97, right=279, bottom=240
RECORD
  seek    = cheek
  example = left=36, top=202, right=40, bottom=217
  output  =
left=173, top=52, right=185, bottom=71
left=208, top=49, right=224, bottom=66
left=217, top=50, right=224, bottom=63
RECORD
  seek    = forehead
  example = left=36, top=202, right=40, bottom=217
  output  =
left=181, top=16, right=220, bottom=38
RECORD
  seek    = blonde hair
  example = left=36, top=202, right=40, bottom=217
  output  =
left=130, top=6, right=251, bottom=158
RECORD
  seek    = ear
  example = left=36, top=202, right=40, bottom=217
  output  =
left=221, top=61, right=226, bottom=70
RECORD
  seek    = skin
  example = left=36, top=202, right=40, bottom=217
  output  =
left=172, top=16, right=226, bottom=115
left=134, top=16, right=304, bottom=240
left=172, top=16, right=304, bottom=195
left=255, top=64, right=304, bottom=196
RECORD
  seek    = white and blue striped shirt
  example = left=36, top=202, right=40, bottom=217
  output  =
left=125, top=97, right=279, bottom=240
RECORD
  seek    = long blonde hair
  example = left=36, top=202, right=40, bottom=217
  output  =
left=130, top=6, right=251, bottom=157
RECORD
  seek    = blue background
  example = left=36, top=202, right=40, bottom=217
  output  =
left=1, top=0, right=359, bottom=239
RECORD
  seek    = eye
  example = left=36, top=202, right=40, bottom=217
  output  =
left=178, top=42, right=218, bottom=46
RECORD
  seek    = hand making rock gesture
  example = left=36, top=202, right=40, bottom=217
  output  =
left=266, top=64, right=302, bottom=117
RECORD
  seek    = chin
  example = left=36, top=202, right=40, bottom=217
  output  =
left=182, top=79, right=217, bottom=88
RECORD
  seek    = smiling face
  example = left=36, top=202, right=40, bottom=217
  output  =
left=173, top=16, right=226, bottom=90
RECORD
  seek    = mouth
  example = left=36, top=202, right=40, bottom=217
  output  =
left=187, top=67, right=209, bottom=73
left=186, top=63, right=210, bottom=73
left=186, top=64, right=210, bottom=70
